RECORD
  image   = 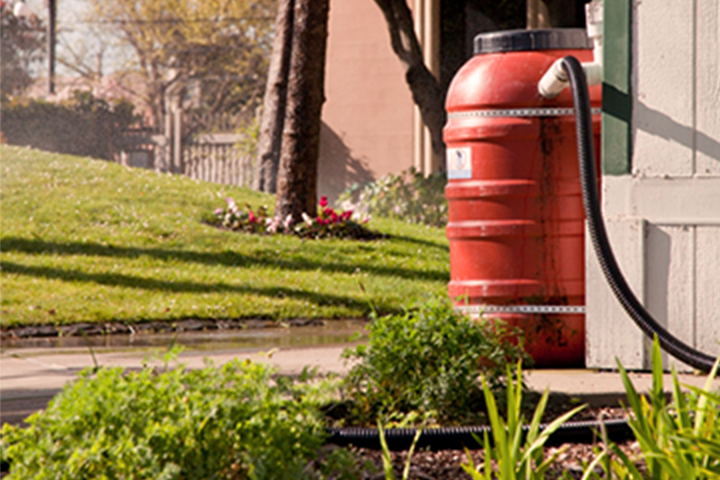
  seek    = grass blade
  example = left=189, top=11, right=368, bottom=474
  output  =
left=377, top=420, right=395, bottom=480
left=401, top=427, right=422, bottom=480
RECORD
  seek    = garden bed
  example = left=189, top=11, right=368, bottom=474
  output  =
left=349, top=439, right=643, bottom=480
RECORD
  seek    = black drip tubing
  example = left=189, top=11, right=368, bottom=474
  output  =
left=326, top=418, right=632, bottom=451
left=560, top=55, right=716, bottom=374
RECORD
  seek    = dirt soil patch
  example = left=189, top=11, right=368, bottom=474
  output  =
left=349, top=438, right=642, bottom=479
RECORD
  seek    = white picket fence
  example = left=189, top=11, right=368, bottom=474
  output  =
left=184, top=133, right=254, bottom=187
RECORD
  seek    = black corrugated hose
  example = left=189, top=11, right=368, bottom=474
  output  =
left=327, top=418, right=632, bottom=451
left=560, top=55, right=716, bottom=373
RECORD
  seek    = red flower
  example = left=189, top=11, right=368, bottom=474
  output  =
left=319, top=196, right=328, bottom=208
left=330, top=211, right=339, bottom=223
left=248, top=210, right=256, bottom=223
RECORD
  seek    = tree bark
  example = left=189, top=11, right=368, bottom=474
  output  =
left=253, top=0, right=295, bottom=193
left=373, top=0, right=446, bottom=160
left=274, top=0, right=329, bottom=223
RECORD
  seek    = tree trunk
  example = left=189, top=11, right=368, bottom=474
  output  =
left=253, top=0, right=295, bottom=193
left=373, top=0, right=446, bottom=160
left=274, top=0, right=329, bottom=223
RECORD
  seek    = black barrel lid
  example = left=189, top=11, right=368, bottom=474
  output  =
left=474, top=29, right=591, bottom=55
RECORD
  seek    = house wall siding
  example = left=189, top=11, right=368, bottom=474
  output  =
left=586, top=0, right=720, bottom=371
left=318, top=0, right=415, bottom=202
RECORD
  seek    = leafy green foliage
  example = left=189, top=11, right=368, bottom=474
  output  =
left=341, top=299, right=529, bottom=425
left=461, top=362, right=585, bottom=480
left=0, top=357, right=356, bottom=479
left=337, top=168, right=447, bottom=228
left=377, top=419, right=422, bottom=480
left=0, top=146, right=449, bottom=326
left=582, top=336, right=720, bottom=480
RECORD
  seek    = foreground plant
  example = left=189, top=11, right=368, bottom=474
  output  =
left=378, top=418, right=423, bottom=480
left=0, top=356, right=356, bottom=479
left=461, top=362, right=586, bottom=480
left=583, top=336, right=720, bottom=480
left=341, top=298, right=529, bottom=426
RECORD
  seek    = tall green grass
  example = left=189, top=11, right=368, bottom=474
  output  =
left=586, top=337, right=720, bottom=479
left=0, top=146, right=449, bottom=327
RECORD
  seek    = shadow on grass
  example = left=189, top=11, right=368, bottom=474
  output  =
left=1, top=237, right=449, bottom=282
left=388, top=234, right=449, bottom=252
left=0, top=261, right=394, bottom=312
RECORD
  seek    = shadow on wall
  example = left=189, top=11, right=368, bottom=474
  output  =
left=318, top=122, right=375, bottom=204
left=633, top=100, right=720, bottom=168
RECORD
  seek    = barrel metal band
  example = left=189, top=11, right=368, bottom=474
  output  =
left=448, top=107, right=602, bottom=119
left=455, top=305, right=586, bottom=315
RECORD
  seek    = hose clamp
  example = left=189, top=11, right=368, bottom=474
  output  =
left=448, top=107, right=602, bottom=119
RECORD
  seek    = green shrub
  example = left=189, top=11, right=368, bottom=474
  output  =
left=0, top=356, right=354, bottom=479
left=1, top=90, right=137, bottom=160
left=341, top=299, right=529, bottom=426
left=336, top=167, right=447, bottom=228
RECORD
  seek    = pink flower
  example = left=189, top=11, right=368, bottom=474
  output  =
left=330, top=211, right=338, bottom=223
left=340, top=210, right=352, bottom=221
left=324, top=207, right=334, bottom=217
left=267, top=216, right=280, bottom=233
left=248, top=210, right=256, bottom=223
left=319, top=196, right=328, bottom=208
left=214, top=208, right=224, bottom=216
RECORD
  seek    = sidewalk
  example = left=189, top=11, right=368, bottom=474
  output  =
left=2, top=341, right=718, bottom=426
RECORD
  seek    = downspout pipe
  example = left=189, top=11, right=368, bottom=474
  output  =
left=538, top=1, right=603, bottom=99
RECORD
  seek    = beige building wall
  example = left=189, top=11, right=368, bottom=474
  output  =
left=586, top=0, right=720, bottom=371
left=318, top=0, right=415, bottom=202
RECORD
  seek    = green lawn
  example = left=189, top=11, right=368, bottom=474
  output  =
left=0, top=145, right=449, bottom=327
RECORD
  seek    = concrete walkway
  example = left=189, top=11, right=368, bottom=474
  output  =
left=2, top=340, right=718, bottom=426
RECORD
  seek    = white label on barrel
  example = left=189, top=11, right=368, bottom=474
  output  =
left=447, top=147, right=472, bottom=179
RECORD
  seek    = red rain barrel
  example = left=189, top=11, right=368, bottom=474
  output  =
left=444, top=29, right=601, bottom=367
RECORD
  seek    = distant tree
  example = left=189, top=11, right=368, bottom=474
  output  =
left=56, top=18, right=113, bottom=81
left=0, top=2, right=45, bottom=99
left=273, top=0, right=329, bottom=223
left=86, top=0, right=276, bottom=127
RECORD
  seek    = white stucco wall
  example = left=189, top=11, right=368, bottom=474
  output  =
left=586, top=0, right=720, bottom=371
